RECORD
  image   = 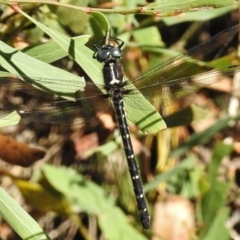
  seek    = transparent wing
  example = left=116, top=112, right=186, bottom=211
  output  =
left=0, top=74, right=107, bottom=98
left=123, top=25, right=239, bottom=109
left=124, top=67, right=238, bottom=110
left=0, top=77, right=112, bottom=125
left=0, top=97, right=112, bottom=126
left=130, top=24, right=239, bottom=87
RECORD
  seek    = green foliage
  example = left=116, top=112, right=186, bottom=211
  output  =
left=42, top=165, right=148, bottom=240
left=170, top=114, right=240, bottom=158
left=199, top=142, right=233, bottom=239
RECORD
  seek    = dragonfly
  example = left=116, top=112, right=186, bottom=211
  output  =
left=0, top=24, right=239, bottom=229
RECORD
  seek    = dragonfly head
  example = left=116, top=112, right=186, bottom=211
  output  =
left=93, top=44, right=123, bottom=63
left=93, top=29, right=124, bottom=63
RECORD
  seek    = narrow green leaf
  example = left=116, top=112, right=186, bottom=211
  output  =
left=145, top=0, right=237, bottom=15
left=22, top=41, right=69, bottom=63
left=170, top=114, right=240, bottom=157
left=17, top=8, right=103, bottom=85
left=144, top=156, right=196, bottom=192
left=208, top=142, right=233, bottom=183
left=23, top=36, right=90, bottom=63
left=163, top=5, right=238, bottom=25
left=0, top=187, right=50, bottom=240
left=0, top=41, right=84, bottom=100
left=202, top=208, right=230, bottom=240
left=199, top=142, right=232, bottom=238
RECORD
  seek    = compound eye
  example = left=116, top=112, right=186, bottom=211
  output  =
left=96, top=49, right=109, bottom=62
left=110, top=47, right=122, bottom=58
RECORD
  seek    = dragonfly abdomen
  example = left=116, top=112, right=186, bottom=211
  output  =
left=112, top=93, right=151, bottom=229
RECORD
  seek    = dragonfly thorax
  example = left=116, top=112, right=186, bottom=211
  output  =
left=103, top=62, right=124, bottom=87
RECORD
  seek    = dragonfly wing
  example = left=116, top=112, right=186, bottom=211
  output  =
left=130, top=24, right=239, bottom=89
left=0, top=77, right=111, bottom=126
left=0, top=96, right=112, bottom=125
left=124, top=66, right=238, bottom=110
left=0, top=75, right=106, bottom=99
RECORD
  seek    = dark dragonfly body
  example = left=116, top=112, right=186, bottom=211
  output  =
left=0, top=25, right=240, bottom=229
left=93, top=30, right=150, bottom=228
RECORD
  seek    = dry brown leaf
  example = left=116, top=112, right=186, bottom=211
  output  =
left=0, top=134, right=45, bottom=167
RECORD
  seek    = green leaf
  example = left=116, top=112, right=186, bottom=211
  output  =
left=42, top=164, right=114, bottom=213
left=202, top=208, right=230, bottom=240
left=98, top=208, right=147, bottom=240
left=125, top=101, right=166, bottom=133
left=208, top=142, right=233, bottom=183
left=22, top=41, right=68, bottom=63
left=85, top=135, right=122, bottom=157
left=90, top=11, right=110, bottom=32
left=162, top=5, right=238, bottom=25
left=17, top=8, right=102, bottom=85
left=132, top=26, right=163, bottom=45
left=23, top=35, right=90, bottom=63
left=0, top=42, right=84, bottom=100
left=0, top=111, right=20, bottom=127
left=189, top=165, right=206, bottom=198
left=145, top=0, right=237, bottom=15
left=199, top=142, right=233, bottom=238
left=0, top=187, right=50, bottom=240
left=144, top=156, right=196, bottom=192
left=55, top=3, right=90, bottom=34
